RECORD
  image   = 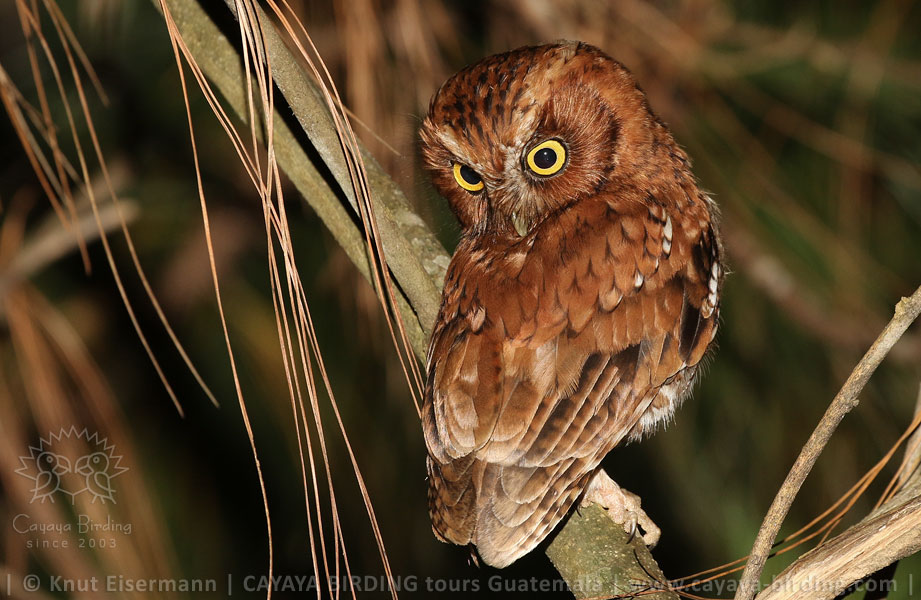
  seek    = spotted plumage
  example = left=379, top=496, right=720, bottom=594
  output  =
left=420, top=41, right=723, bottom=568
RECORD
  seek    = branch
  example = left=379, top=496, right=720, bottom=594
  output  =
left=736, top=285, right=921, bottom=600
left=218, top=0, right=447, bottom=336
left=547, top=505, right=679, bottom=600
left=755, top=388, right=921, bottom=600
left=158, top=0, right=448, bottom=359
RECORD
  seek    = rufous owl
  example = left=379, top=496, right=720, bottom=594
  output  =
left=419, top=41, right=723, bottom=568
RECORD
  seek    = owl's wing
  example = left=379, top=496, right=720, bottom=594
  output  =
left=423, top=193, right=721, bottom=566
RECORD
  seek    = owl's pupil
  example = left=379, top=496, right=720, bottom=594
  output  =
left=459, top=164, right=481, bottom=185
left=533, top=148, right=557, bottom=170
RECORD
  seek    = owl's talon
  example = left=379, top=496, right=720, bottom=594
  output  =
left=581, top=469, right=661, bottom=548
left=623, top=514, right=638, bottom=543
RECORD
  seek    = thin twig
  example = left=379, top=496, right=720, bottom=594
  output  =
left=896, top=384, right=921, bottom=489
left=735, top=285, right=921, bottom=600
left=754, top=496, right=921, bottom=600
left=753, top=383, right=921, bottom=600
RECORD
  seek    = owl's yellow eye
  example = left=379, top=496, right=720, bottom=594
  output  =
left=525, top=139, right=567, bottom=176
left=453, top=163, right=484, bottom=192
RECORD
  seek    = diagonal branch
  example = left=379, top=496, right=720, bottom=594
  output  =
left=157, top=0, right=448, bottom=359
left=754, top=388, right=921, bottom=600
left=736, top=285, right=921, bottom=600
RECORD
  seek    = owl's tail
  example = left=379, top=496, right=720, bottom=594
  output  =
left=427, top=456, right=594, bottom=568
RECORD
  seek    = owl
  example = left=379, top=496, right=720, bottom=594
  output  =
left=419, top=41, right=722, bottom=568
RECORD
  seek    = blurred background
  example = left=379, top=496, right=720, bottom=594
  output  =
left=1, top=0, right=920, bottom=598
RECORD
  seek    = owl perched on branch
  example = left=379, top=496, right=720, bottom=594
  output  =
left=420, top=41, right=723, bottom=568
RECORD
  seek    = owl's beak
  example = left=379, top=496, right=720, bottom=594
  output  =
left=511, top=212, right=529, bottom=237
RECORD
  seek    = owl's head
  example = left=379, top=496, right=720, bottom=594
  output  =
left=421, top=41, right=678, bottom=237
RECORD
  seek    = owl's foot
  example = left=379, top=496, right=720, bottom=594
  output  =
left=581, top=469, right=660, bottom=547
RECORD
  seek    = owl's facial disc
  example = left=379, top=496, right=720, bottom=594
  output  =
left=421, top=41, right=655, bottom=236
left=505, top=138, right=569, bottom=236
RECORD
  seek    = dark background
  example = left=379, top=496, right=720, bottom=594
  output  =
left=1, top=1, right=920, bottom=598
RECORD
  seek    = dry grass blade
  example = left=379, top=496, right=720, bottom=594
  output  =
left=264, top=0, right=430, bottom=385
left=258, top=0, right=417, bottom=593
left=0, top=199, right=179, bottom=597
left=6, top=2, right=87, bottom=265
left=895, top=386, right=921, bottom=486
left=4, top=0, right=219, bottom=415
left=156, top=1, right=343, bottom=594
left=156, top=2, right=276, bottom=595
left=0, top=65, right=71, bottom=231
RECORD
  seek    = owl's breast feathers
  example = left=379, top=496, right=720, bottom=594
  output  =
left=422, top=184, right=722, bottom=567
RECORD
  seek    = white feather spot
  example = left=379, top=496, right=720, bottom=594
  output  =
left=506, top=249, right=527, bottom=271
left=600, top=287, right=623, bottom=311
left=633, top=373, right=694, bottom=439
left=704, top=261, right=721, bottom=313
left=634, top=271, right=644, bottom=290
left=468, top=304, right=486, bottom=332
left=662, top=216, right=673, bottom=256
left=702, top=300, right=715, bottom=319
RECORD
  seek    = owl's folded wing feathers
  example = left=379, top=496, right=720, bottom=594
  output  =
left=422, top=191, right=720, bottom=563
